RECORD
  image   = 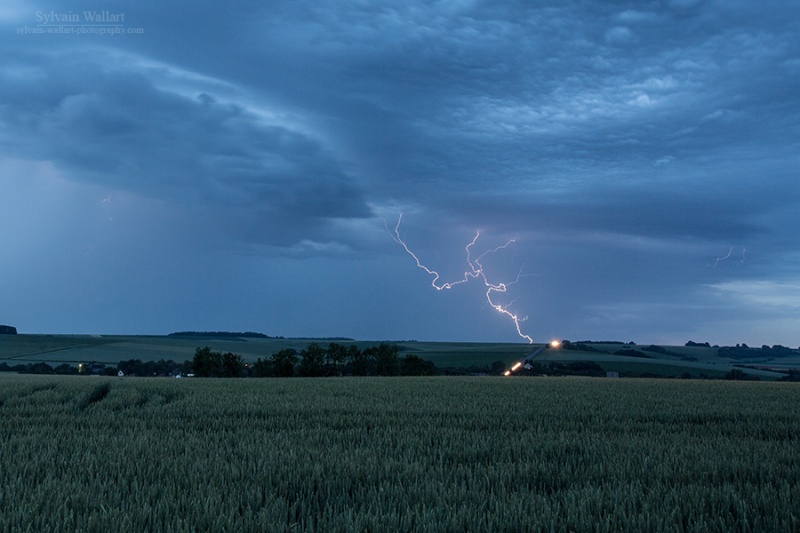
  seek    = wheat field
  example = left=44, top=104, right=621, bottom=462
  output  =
left=1, top=374, right=798, bottom=531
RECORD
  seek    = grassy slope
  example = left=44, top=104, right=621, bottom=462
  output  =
left=528, top=343, right=788, bottom=380
left=0, top=335, right=794, bottom=379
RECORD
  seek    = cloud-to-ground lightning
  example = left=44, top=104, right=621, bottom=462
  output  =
left=707, top=246, right=746, bottom=268
left=389, top=214, right=534, bottom=344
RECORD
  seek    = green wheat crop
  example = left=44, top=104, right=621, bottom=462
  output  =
left=0, top=374, right=798, bottom=531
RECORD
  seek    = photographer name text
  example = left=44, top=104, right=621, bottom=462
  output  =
left=36, top=10, right=126, bottom=25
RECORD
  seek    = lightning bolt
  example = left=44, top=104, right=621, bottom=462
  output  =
left=707, top=246, right=746, bottom=268
left=389, top=214, right=534, bottom=344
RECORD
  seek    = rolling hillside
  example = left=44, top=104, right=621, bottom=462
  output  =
left=1, top=334, right=798, bottom=379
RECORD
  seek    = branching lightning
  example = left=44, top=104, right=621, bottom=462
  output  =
left=389, top=214, right=534, bottom=344
left=707, top=246, right=746, bottom=268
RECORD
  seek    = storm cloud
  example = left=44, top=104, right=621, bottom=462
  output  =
left=1, top=0, right=798, bottom=345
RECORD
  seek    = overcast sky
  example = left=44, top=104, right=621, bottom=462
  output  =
left=1, top=0, right=799, bottom=346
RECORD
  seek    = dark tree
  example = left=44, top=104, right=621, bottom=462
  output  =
left=400, top=355, right=436, bottom=376
left=192, top=347, right=222, bottom=377
left=643, top=345, right=668, bottom=354
left=271, top=348, right=298, bottom=377
left=252, top=358, right=272, bottom=377
left=372, top=342, right=399, bottom=376
left=222, top=352, right=245, bottom=377
left=327, top=343, right=349, bottom=374
left=351, top=347, right=370, bottom=376
left=22, top=362, right=54, bottom=374
left=780, top=369, right=800, bottom=382
left=726, top=368, right=759, bottom=381
left=346, top=344, right=361, bottom=363
left=54, top=363, right=77, bottom=375
left=299, top=343, right=326, bottom=377
left=0, top=325, right=17, bottom=335
left=118, top=359, right=144, bottom=376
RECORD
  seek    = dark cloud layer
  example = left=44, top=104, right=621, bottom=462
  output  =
left=0, top=50, right=372, bottom=242
left=1, top=0, right=798, bottom=344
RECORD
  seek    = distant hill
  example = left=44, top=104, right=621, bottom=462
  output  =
left=168, top=331, right=275, bottom=339
left=166, top=331, right=356, bottom=341
left=287, top=336, right=356, bottom=341
left=0, top=325, right=17, bottom=335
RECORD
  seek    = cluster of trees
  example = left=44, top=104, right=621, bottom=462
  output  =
left=560, top=341, right=602, bottom=352
left=10, top=339, right=798, bottom=380
left=724, top=368, right=761, bottom=381
left=0, top=341, right=440, bottom=378
left=0, top=325, right=17, bottom=335
left=0, top=362, right=77, bottom=374
left=718, top=344, right=799, bottom=359
left=191, top=348, right=247, bottom=377
left=0, top=343, right=438, bottom=378
left=191, top=342, right=437, bottom=378
left=248, top=342, right=436, bottom=378
left=609, top=345, right=685, bottom=359
left=642, top=345, right=670, bottom=355
left=117, top=359, right=190, bottom=377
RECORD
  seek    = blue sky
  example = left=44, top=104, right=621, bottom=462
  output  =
left=1, top=0, right=799, bottom=345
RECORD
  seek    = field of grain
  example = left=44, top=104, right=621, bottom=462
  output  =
left=1, top=374, right=798, bottom=531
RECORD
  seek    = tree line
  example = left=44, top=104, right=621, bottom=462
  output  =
left=0, top=342, right=437, bottom=378
left=192, top=342, right=436, bottom=377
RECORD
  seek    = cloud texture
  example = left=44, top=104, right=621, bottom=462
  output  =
left=1, top=0, right=799, bottom=345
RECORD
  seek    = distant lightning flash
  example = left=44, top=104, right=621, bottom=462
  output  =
left=707, top=246, right=746, bottom=268
left=97, top=194, right=114, bottom=222
left=389, top=214, right=534, bottom=344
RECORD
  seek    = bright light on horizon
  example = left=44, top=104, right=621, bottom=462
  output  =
left=550, top=339, right=561, bottom=348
